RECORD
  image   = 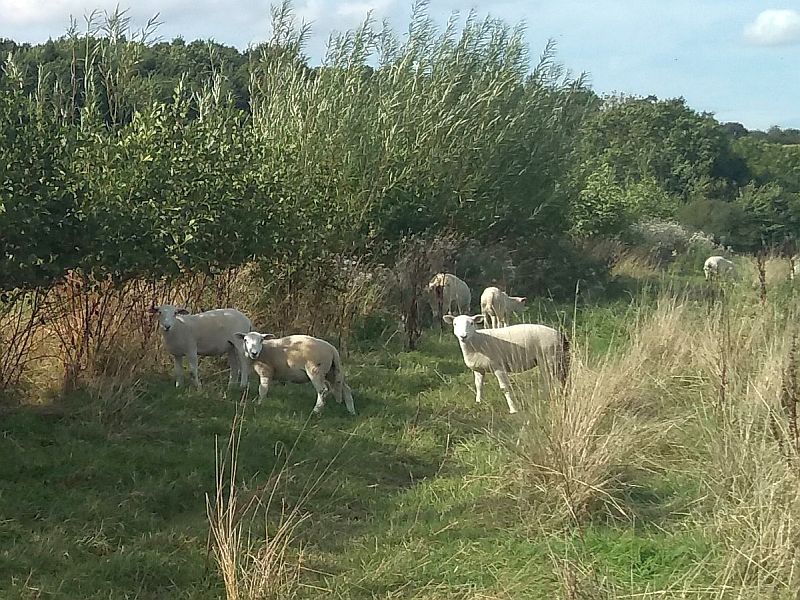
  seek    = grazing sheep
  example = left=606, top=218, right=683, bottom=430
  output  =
left=427, top=273, right=471, bottom=320
left=703, top=256, right=736, bottom=281
left=480, top=286, right=527, bottom=328
left=235, top=331, right=355, bottom=415
left=150, top=305, right=251, bottom=390
left=443, top=314, right=569, bottom=414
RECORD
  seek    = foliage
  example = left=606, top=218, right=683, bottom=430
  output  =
left=0, top=83, right=85, bottom=289
left=0, top=5, right=586, bottom=295
left=626, top=219, right=716, bottom=266
left=569, top=95, right=747, bottom=208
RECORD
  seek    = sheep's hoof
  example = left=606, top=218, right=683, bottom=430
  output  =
left=508, top=408, right=518, bottom=415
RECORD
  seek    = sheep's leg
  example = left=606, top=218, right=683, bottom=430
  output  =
left=329, top=378, right=344, bottom=404
left=257, top=374, right=271, bottom=404
left=173, top=356, right=184, bottom=388
left=343, top=383, right=356, bottom=415
left=188, top=351, right=201, bottom=389
left=226, top=348, right=239, bottom=388
left=493, top=369, right=518, bottom=414
left=238, top=355, right=249, bottom=389
left=474, top=371, right=484, bottom=404
left=310, top=375, right=329, bottom=415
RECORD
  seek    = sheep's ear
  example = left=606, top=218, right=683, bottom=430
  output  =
left=260, top=333, right=277, bottom=340
left=148, top=305, right=160, bottom=314
left=472, top=314, right=484, bottom=324
left=514, top=296, right=527, bottom=303
left=176, top=308, right=190, bottom=315
left=234, top=332, right=247, bottom=340
left=442, top=315, right=455, bottom=325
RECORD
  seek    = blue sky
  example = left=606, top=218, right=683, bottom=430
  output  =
left=1, top=1, right=796, bottom=130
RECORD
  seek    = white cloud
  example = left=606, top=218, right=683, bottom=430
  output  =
left=744, top=9, right=800, bottom=46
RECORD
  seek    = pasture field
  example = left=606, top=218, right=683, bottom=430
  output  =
left=2, top=261, right=800, bottom=599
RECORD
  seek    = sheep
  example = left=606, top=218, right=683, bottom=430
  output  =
left=703, top=256, right=736, bottom=281
left=443, top=314, right=569, bottom=414
left=235, top=331, right=355, bottom=415
left=149, top=305, right=251, bottom=390
left=427, top=273, right=471, bottom=321
left=480, top=286, right=527, bottom=328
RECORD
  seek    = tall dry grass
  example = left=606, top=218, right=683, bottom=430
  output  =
left=0, top=288, right=50, bottom=398
left=503, top=297, right=694, bottom=526
left=207, top=408, right=351, bottom=600
left=696, top=295, right=800, bottom=597
left=503, top=282, right=800, bottom=597
left=207, top=410, right=309, bottom=600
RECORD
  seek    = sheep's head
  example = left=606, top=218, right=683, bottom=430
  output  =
left=149, top=304, right=189, bottom=332
left=510, top=296, right=527, bottom=310
left=443, top=314, right=484, bottom=343
left=234, top=331, right=277, bottom=360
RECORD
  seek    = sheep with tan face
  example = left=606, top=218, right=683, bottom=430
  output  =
left=235, top=331, right=355, bottom=416
left=444, top=314, right=569, bottom=414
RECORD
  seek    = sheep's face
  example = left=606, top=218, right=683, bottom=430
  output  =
left=235, top=332, right=276, bottom=360
left=443, top=314, right=484, bottom=343
left=151, top=305, right=189, bottom=332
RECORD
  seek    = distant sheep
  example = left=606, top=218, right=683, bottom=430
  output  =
left=150, top=305, right=251, bottom=389
left=235, top=331, right=355, bottom=415
left=480, top=286, right=526, bottom=328
left=703, top=256, right=736, bottom=281
left=427, top=273, right=471, bottom=320
left=443, top=314, right=569, bottom=414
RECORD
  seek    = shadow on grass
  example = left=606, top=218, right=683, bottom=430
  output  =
left=0, top=334, right=493, bottom=599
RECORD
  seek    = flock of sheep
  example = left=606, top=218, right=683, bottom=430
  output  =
left=147, top=255, right=756, bottom=415
left=148, top=272, right=570, bottom=416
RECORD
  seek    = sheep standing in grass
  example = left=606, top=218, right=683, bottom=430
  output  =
left=150, top=305, right=251, bottom=390
left=427, top=273, right=471, bottom=320
left=703, top=256, right=736, bottom=281
left=480, top=286, right=527, bottom=328
left=443, top=314, right=569, bottom=414
left=235, top=331, right=355, bottom=415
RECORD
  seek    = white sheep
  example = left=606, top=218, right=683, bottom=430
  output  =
left=703, top=256, right=736, bottom=281
left=480, top=286, right=527, bottom=328
left=427, top=273, right=471, bottom=320
left=443, top=314, right=569, bottom=414
left=235, top=331, right=355, bottom=415
left=150, top=305, right=251, bottom=389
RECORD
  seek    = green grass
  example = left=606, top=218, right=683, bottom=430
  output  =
left=5, top=274, right=787, bottom=599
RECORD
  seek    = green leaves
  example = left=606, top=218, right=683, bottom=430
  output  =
left=0, top=5, right=587, bottom=290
